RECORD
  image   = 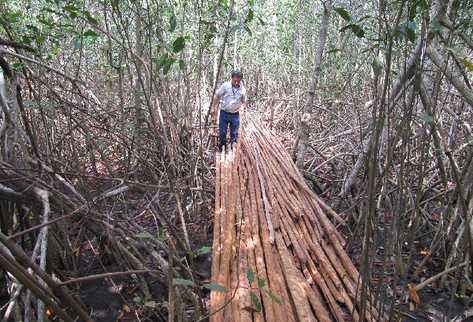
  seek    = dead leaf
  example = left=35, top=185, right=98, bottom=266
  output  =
left=122, top=304, right=131, bottom=312
left=407, top=283, right=421, bottom=307
left=420, top=248, right=430, bottom=256
left=46, top=308, right=54, bottom=317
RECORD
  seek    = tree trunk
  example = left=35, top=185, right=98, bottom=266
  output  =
left=295, top=0, right=332, bottom=168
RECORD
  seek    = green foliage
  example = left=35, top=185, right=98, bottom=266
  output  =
left=246, top=267, right=282, bottom=312
left=189, top=245, right=211, bottom=258
left=340, top=23, right=365, bottom=38
left=11, top=62, right=24, bottom=71
left=195, top=245, right=211, bottom=256
left=172, top=36, right=186, bottom=53
left=169, top=14, right=177, bottom=32
left=173, top=278, right=228, bottom=294
left=250, top=291, right=262, bottom=312
left=396, top=21, right=417, bottom=42
left=203, top=283, right=227, bottom=292
left=461, top=58, right=473, bottom=72
left=83, top=29, right=98, bottom=41
left=419, top=113, right=434, bottom=124
left=246, top=267, right=255, bottom=284
left=334, top=7, right=351, bottom=21
left=408, top=0, right=429, bottom=20
left=245, top=8, right=254, bottom=24
left=335, top=6, right=366, bottom=39
left=267, top=290, right=282, bottom=304
left=155, top=53, right=177, bottom=74
left=257, top=277, right=266, bottom=288
left=173, top=278, right=195, bottom=287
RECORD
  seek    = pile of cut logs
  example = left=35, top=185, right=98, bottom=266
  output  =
left=210, top=119, right=383, bottom=322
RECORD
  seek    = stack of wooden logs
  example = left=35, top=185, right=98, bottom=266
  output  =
left=210, top=119, right=383, bottom=322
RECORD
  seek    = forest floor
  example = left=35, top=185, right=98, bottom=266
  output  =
left=76, top=133, right=471, bottom=321
left=348, top=236, right=470, bottom=321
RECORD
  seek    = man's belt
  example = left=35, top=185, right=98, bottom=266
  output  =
left=221, top=110, right=239, bottom=115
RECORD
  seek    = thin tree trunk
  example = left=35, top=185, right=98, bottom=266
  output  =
left=295, top=0, right=332, bottom=168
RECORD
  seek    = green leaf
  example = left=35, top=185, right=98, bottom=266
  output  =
left=163, top=6, right=173, bottom=17
left=169, top=14, right=177, bottom=32
left=419, top=113, right=434, bottom=123
left=23, top=100, right=36, bottom=109
left=38, top=17, right=54, bottom=27
left=334, top=7, right=351, bottom=21
left=415, top=0, right=429, bottom=11
left=111, top=0, right=119, bottom=10
left=178, top=59, right=185, bottom=71
left=431, top=17, right=443, bottom=33
left=5, top=11, right=21, bottom=23
left=257, top=277, right=266, bottom=288
left=244, top=25, right=252, bottom=35
left=73, top=37, right=82, bottom=49
left=250, top=292, right=262, bottom=312
left=156, top=53, right=169, bottom=68
left=26, top=24, right=39, bottom=33
left=257, top=16, right=266, bottom=26
left=399, top=21, right=417, bottom=42
left=460, top=58, right=473, bottom=72
left=11, top=62, right=24, bottom=71
left=35, top=35, right=46, bottom=45
left=328, top=48, right=342, bottom=54
left=84, top=29, right=98, bottom=42
left=83, top=10, right=98, bottom=25
left=351, top=24, right=365, bottom=38
left=371, top=57, right=383, bottom=75
left=173, top=278, right=195, bottom=287
left=194, top=245, right=210, bottom=256
left=203, top=283, right=227, bottom=293
left=266, top=290, right=283, bottom=304
left=245, top=9, right=254, bottom=23
left=63, top=4, right=79, bottom=18
left=163, top=58, right=176, bottom=74
left=172, top=36, right=186, bottom=53
left=246, top=267, right=255, bottom=284
left=340, top=24, right=365, bottom=38
left=84, top=30, right=98, bottom=37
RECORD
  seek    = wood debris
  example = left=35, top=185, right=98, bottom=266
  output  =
left=210, top=119, right=384, bottom=321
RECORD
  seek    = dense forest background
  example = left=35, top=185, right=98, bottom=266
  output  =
left=0, top=0, right=472, bottom=321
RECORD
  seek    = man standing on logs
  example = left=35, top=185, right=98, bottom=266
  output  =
left=212, top=70, right=247, bottom=152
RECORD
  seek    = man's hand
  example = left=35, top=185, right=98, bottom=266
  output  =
left=240, top=101, right=247, bottom=115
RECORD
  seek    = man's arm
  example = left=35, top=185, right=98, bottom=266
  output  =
left=211, top=95, right=220, bottom=122
left=212, top=83, right=226, bottom=122
left=241, top=101, right=247, bottom=113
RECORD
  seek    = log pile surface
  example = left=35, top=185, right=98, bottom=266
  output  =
left=210, top=119, right=383, bottom=322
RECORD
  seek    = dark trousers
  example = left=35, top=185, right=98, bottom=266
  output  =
left=219, top=110, right=240, bottom=149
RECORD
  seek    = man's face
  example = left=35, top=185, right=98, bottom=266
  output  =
left=231, top=76, right=242, bottom=87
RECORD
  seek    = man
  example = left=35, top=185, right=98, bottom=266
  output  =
left=212, top=70, right=247, bottom=151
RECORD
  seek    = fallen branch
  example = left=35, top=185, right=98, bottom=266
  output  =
left=414, top=261, right=468, bottom=292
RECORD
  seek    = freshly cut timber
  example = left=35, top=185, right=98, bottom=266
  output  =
left=210, top=118, right=384, bottom=322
